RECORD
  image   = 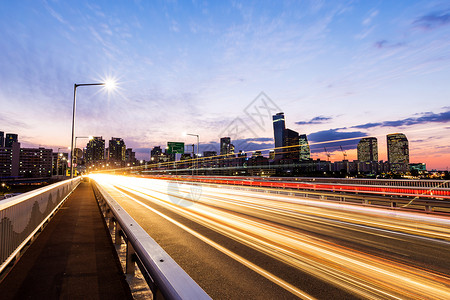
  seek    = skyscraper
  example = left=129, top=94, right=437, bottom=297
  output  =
left=299, top=134, right=310, bottom=161
left=387, top=133, right=409, bottom=173
left=284, top=129, right=300, bottom=161
left=272, top=112, right=286, bottom=159
left=85, top=137, right=105, bottom=165
left=220, top=137, right=231, bottom=155
left=109, top=137, right=126, bottom=162
left=357, top=137, right=378, bottom=162
left=5, top=133, right=18, bottom=148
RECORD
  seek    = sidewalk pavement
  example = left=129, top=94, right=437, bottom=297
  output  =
left=0, top=181, right=133, bottom=299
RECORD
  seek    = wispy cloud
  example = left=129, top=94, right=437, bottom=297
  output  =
left=295, top=115, right=333, bottom=125
left=362, top=9, right=379, bottom=26
left=0, top=114, right=31, bottom=130
left=374, top=40, right=405, bottom=49
left=352, top=109, right=450, bottom=129
left=413, top=9, right=450, bottom=30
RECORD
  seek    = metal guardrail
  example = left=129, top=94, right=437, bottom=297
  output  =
left=212, top=182, right=450, bottom=212
left=92, top=180, right=211, bottom=300
left=0, top=177, right=81, bottom=274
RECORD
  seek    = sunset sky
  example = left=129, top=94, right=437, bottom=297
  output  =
left=1, top=1, right=449, bottom=169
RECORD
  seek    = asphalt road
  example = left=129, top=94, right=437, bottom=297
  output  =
left=92, top=175, right=450, bottom=299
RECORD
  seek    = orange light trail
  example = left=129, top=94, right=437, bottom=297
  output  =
left=90, top=174, right=450, bottom=299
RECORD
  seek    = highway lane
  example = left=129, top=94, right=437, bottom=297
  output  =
left=91, top=175, right=450, bottom=299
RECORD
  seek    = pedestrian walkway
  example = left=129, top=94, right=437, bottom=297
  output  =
left=0, top=181, right=133, bottom=299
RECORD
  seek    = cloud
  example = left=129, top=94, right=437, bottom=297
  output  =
left=362, top=10, right=379, bottom=26
left=413, top=10, right=450, bottom=30
left=352, top=109, right=450, bottom=129
left=374, top=40, right=405, bottom=49
left=307, top=129, right=368, bottom=151
left=295, top=115, right=332, bottom=125
left=0, top=114, right=31, bottom=130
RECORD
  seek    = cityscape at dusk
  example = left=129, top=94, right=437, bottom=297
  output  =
left=1, top=0, right=449, bottom=170
left=2, top=2, right=450, bottom=299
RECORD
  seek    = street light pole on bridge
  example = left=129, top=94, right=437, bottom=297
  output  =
left=70, top=82, right=115, bottom=179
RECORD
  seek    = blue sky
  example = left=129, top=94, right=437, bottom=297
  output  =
left=1, top=0, right=449, bottom=169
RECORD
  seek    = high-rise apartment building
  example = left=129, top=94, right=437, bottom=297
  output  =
left=220, top=137, right=231, bottom=155
left=272, top=112, right=286, bottom=160
left=109, top=137, right=126, bottom=161
left=387, top=133, right=409, bottom=173
left=5, top=133, right=18, bottom=148
left=299, top=134, right=310, bottom=161
left=357, top=137, right=378, bottom=162
left=0, top=141, right=20, bottom=178
left=85, top=137, right=105, bottom=165
left=19, top=147, right=52, bottom=178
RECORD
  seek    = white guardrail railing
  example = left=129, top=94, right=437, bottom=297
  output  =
left=91, top=180, right=211, bottom=300
left=0, top=178, right=81, bottom=274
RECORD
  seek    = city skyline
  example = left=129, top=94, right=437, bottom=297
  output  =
left=1, top=1, right=450, bottom=169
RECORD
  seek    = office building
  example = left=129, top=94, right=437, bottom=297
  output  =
left=109, top=137, right=126, bottom=161
left=357, top=137, right=378, bottom=162
left=272, top=112, right=286, bottom=160
left=85, top=137, right=105, bottom=165
left=0, top=131, right=4, bottom=147
left=5, top=133, right=18, bottom=148
left=220, top=137, right=232, bottom=155
left=299, top=134, right=310, bottom=161
left=284, top=129, right=300, bottom=161
left=387, top=133, right=409, bottom=173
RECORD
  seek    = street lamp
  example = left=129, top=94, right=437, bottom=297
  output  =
left=70, top=82, right=114, bottom=178
left=183, top=133, right=199, bottom=176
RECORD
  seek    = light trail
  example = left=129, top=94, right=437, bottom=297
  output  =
left=110, top=186, right=317, bottom=300
left=90, top=174, right=450, bottom=299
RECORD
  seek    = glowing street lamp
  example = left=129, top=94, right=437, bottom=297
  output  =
left=70, top=82, right=115, bottom=178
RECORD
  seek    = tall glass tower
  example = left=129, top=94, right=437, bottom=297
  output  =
left=387, top=133, right=409, bottom=173
left=299, top=134, right=310, bottom=160
left=284, top=129, right=299, bottom=161
left=272, top=113, right=286, bottom=160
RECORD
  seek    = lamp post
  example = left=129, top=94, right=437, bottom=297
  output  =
left=184, top=133, right=199, bottom=176
left=70, top=82, right=114, bottom=179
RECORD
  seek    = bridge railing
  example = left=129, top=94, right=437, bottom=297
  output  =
left=0, top=178, right=81, bottom=274
left=91, top=180, right=211, bottom=300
